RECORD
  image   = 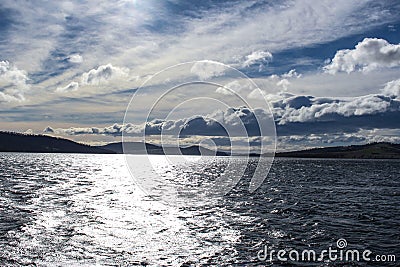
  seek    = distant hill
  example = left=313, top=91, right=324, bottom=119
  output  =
left=0, top=132, right=114, bottom=154
left=97, top=142, right=229, bottom=156
left=276, top=142, right=400, bottom=159
left=98, top=142, right=160, bottom=154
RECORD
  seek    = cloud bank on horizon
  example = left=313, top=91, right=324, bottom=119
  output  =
left=1, top=0, right=400, bottom=149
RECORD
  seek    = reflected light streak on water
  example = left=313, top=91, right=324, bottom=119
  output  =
left=0, top=154, right=240, bottom=266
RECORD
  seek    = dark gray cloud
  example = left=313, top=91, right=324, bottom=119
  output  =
left=43, top=79, right=400, bottom=143
left=44, top=106, right=270, bottom=137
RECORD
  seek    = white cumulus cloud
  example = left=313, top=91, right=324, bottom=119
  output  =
left=242, top=50, right=272, bottom=68
left=55, top=64, right=130, bottom=93
left=381, top=78, right=400, bottom=99
left=276, top=94, right=396, bottom=125
left=81, top=64, right=129, bottom=85
left=324, top=38, right=400, bottom=74
left=0, top=60, right=30, bottom=102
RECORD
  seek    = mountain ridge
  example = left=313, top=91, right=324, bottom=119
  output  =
left=0, top=131, right=399, bottom=159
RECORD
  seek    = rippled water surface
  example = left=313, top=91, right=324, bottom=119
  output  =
left=0, top=153, right=399, bottom=266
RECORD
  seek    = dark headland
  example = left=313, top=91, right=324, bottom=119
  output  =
left=277, top=142, right=400, bottom=159
left=0, top=131, right=113, bottom=154
left=0, top=131, right=399, bottom=159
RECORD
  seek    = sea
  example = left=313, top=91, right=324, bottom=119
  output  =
left=0, top=153, right=399, bottom=266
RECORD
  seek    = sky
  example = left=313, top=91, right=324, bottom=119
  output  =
left=0, top=0, right=400, bottom=151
